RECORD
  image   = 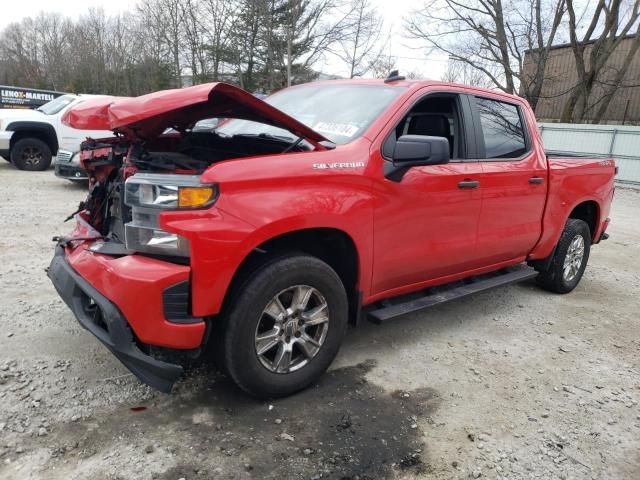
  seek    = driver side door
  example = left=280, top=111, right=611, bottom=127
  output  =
left=370, top=91, right=485, bottom=297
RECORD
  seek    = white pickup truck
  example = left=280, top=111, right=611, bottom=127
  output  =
left=0, top=94, right=111, bottom=171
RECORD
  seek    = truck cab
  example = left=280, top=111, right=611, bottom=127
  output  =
left=0, top=94, right=111, bottom=171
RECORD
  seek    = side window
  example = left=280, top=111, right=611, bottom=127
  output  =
left=382, top=94, right=465, bottom=160
left=476, top=97, right=527, bottom=159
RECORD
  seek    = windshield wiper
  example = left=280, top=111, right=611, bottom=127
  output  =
left=234, top=132, right=296, bottom=143
left=234, top=132, right=308, bottom=153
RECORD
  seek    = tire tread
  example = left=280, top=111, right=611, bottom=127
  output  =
left=536, top=218, right=591, bottom=294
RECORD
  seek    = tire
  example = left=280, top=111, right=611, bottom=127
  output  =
left=220, top=254, right=348, bottom=398
left=10, top=138, right=52, bottom=171
left=536, top=219, right=591, bottom=294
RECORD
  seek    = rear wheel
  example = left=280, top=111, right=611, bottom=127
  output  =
left=11, top=138, right=52, bottom=171
left=220, top=254, right=348, bottom=398
left=536, top=218, right=591, bottom=293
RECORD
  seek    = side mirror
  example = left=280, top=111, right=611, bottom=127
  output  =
left=384, top=135, right=450, bottom=181
left=392, top=134, right=450, bottom=166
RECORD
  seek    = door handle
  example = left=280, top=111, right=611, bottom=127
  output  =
left=528, top=177, right=545, bottom=184
left=458, top=180, right=480, bottom=189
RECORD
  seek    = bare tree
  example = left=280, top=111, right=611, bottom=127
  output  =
left=592, top=35, right=640, bottom=123
left=369, top=54, right=397, bottom=78
left=0, top=14, right=76, bottom=90
left=405, top=0, right=565, bottom=109
left=138, top=0, right=184, bottom=87
left=333, top=0, right=384, bottom=78
left=231, top=0, right=262, bottom=89
left=180, top=0, right=207, bottom=84
left=561, top=0, right=640, bottom=122
left=441, top=59, right=493, bottom=88
left=34, top=13, right=74, bottom=90
left=405, top=69, right=425, bottom=80
left=0, top=0, right=362, bottom=95
left=202, top=0, right=239, bottom=82
left=276, top=0, right=355, bottom=87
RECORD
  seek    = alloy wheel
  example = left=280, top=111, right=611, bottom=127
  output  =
left=21, top=146, right=44, bottom=168
left=254, top=285, right=330, bottom=374
left=563, top=234, right=585, bottom=282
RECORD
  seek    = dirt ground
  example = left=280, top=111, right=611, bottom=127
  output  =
left=0, top=160, right=638, bottom=480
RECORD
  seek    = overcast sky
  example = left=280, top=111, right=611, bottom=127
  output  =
left=0, top=0, right=449, bottom=80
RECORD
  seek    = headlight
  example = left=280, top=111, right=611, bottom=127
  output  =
left=125, top=173, right=216, bottom=209
left=124, top=173, right=217, bottom=257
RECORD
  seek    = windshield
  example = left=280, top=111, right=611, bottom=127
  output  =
left=217, top=84, right=404, bottom=145
left=37, top=95, right=76, bottom=115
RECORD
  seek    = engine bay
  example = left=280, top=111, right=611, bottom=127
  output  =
left=74, top=128, right=308, bottom=238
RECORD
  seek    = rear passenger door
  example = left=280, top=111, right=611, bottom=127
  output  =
left=471, top=96, right=547, bottom=265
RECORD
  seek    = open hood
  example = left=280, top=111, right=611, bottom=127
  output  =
left=61, top=83, right=329, bottom=145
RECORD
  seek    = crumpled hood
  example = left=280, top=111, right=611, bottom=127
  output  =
left=61, top=83, right=329, bottom=144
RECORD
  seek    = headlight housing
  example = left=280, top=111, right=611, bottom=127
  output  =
left=124, top=173, right=217, bottom=257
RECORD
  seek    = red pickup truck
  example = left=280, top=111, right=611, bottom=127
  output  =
left=48, top=77, right=615, bottom=397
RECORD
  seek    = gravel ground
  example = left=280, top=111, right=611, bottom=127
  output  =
left=0, top=160, right=639, bottom=480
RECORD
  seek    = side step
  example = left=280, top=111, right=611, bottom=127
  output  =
left=367, top=266, right=538, bottom=324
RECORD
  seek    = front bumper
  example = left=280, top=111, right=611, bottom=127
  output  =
left=55, top=150, right=88, bottom=180
left=48, top=245, right=184, bottom=392
left=0, top=130, right=12, bottom=159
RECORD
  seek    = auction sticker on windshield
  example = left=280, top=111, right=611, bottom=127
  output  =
left=314, top=121, right=359, bottom=138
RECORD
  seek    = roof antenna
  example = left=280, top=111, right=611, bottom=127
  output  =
left=384, top=70, right=405, bottom=83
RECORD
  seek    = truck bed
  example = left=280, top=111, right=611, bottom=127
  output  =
left=528, top=155, right=615, bottom=262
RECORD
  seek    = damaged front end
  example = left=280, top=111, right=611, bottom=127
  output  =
left=48, top=137, right=217, bottom=392
left=48, top=82, right=330, bottom=392
left=48, top=244, right=184, bottom=392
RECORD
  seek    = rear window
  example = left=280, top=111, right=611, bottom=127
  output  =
left=476, top=97, right=527, bottom=159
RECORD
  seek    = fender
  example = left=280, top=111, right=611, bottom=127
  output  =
left=529, top=195, right=602, bottom=261
left=6, top=121, right=59, bottom=154
left=161, top=207, right=373, bottom=318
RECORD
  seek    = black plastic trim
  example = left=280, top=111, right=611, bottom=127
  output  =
left=162, top=281, right=203, bottom=324
left=458, top=180, right=480, bottom=189
left=460, top=94, right=480, bottom=160
left=47, top=245, right=183, bottom=392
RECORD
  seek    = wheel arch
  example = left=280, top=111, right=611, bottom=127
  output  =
left=529, top=198, right=600, bottom=272
left=567, top=199, right=600, bottom=241
left=223, top=227, right=362, bottom=325
left=7, top=122, right=59, bottom=155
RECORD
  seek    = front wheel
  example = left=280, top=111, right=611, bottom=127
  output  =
left=10, top=138, right=52, bottom=171
left=220, top=255, right=348, bottom=398
left=536, top=218, right=591, bottom=294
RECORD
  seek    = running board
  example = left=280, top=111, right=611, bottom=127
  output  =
left=367, top=266, right=538, bottom=324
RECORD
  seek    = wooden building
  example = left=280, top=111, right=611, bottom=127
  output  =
left=523, top=35, right=640, bottom=124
